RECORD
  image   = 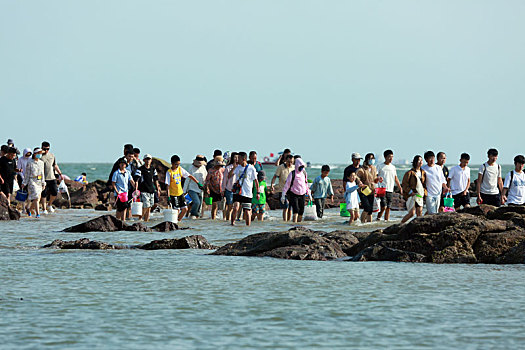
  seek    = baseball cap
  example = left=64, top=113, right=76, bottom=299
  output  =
left=143, top=154, right=152, bottom=160
left=351, top=152, right=362, bottom=159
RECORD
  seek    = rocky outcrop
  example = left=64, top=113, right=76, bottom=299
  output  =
left=0, top=195, right=20, bottom=221
left=63, top=215, right=151, bottom=232
left=151, top=221, right=180, bottom=232
left=42, top=235, right=214, bottom=250
left=214, top=205, right=525, bottom=264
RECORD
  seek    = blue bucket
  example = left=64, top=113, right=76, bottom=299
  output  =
left=185, top=193, right=193, bottom=204
left=15, top=190, right=28, bottom=202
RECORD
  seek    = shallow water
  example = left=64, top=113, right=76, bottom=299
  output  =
left=1, top=208, right=525, bottom=349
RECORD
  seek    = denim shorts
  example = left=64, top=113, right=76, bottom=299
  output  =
left=224, top=190, right=234, bottom=205
left=426, top=195, right=440, bottom=214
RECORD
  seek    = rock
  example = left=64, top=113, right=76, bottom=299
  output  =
left=43, top=238, right=119, bottom=250
left=69, top=186, right=99, bottom=207
left=320, top=230, right=359, bottom=256
left=95, top=203, right=113, bottom=211
left=140, top=235, right=215, bottom=250
left=352, top=243, right=427, bottom=262
left=0, top=195, right=20, bottom=221
left=127, top=222, right=152, bottom=232
left=212, top=227, right=346, bottom=261
left=473, top=229, right=525, bottom=263
left=63, top=215, right=129, bottom=232
left=151, top=221, right=180, bottom=232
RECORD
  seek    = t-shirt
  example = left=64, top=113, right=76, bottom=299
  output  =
left=233, top=164, right=257, bottom=198
left=41, top=152, right=57, bottom=181
left=112, top=169, right=132, bottom=194
left=503, top=171, right=525, bottom=205
left=377, top=163, right=397, bottom=192
left=442, top=165, right=449, bottom=179
left=135, top=165, right=158, bottom=193
left=252, top=180, right=267, bottom=205
left=248, top=161, right=263, bottom=173
left=448, top=165, right=471, bottom=195
left=0, top=157, right=17, bottom=184
left=422, top=164, right=446, bottom=197
left=343, top=165, right=361, bottom=182
left=274, top=164, right=293, bottom=193
left=311, top=175, right=334, bottom=199
left=165, top=167, right=190, bottom=196
left=478, top=162, right=501, bottom=195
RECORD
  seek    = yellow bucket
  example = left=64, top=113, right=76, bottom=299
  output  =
left=361, top=186, right=372, bottom=196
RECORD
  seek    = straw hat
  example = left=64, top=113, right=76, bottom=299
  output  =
left=214, top=155, right=226, bottom=166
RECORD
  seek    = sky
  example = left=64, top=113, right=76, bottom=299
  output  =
left=1, top=0, right=524, bottom=164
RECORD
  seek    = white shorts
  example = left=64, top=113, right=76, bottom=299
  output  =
left=141, top=192, right=155, bottom=208
left=426, top=195, right=440, bottom=214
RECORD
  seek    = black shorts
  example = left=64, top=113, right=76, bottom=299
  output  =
left=379, top=192, right=393, bottom=209
left=359, top=192, right=375, bottom=214
left=233, top=194, right=252, bottom=210
left=480, top=193, right=501, bottom=207
left=116, top=198, right=130, bottom=212
left=43, top=180, right=58, bottom=197
left=453, top=193, right=470, bottom=208
left=168, top=195, right=187, bottom=209
left=287, top=192, right=306, bottom=216
left=209, top=190, right=222, bottom=203
left=1, top=182, right=13, bottom=196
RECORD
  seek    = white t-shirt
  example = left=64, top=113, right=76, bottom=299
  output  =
left=448, top=165, right=471, bottom=195
left=345, top=181, right=360, bottom=209
left=422, top=164, right=446, bottom=197
left=377, top=163, right=397, bottom=192
left=503, top=170, right=525, bottom=205
left=233, top=164, right=257, bottom=198
left=478, top=162, right=501, bottom=195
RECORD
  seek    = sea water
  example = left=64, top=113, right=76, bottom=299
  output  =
left=1, top=163, right=523, bottom=349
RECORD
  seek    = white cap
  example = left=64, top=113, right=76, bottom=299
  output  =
left=351, top=152, right=362, bottom=159
left=143, top=154, right=153, bottom=160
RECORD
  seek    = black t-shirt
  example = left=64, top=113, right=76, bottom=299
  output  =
left=0, top=156, right=17, bottom=183
left=135, top=165, right=158, bottom=193
left=442, top=165, right=449, bottom=179
left=343, top=164, right=361, bottom=181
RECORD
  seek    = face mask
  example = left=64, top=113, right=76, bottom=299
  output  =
left=35, top=154, right=42, bottom=159
left=369, top=159, right=376, bottom=165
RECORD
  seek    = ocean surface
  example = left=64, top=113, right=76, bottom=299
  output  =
left=1, top=162, right=524, bottom=349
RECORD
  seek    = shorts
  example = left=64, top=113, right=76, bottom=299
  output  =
left=379, top=191, right=393, bottom=209
left=43, top=180, right=58, bottom=197
left=233, top=194, right=252, bottom=210
left=168, top=195, right=187, bottom=209
left=480, top=193, right=501, bottom=207
left=275, top=192, right=289, bottom=209
left=224, top=190, right=234, bottom=205
left=116, top=198, right=130, bottom=212
left=252, top=203, right=266, bottom=214
left=359, top=192, right=375, bottom=215
left=426, top=195, right=440, bottom=214
left=209, top=190, right=222, bottom=203
left=1, top=182, right=13, bottom=196
left=406, top=196, right=423, bottom=211
left=141, top=192, right=155, bottom=208
left=452, top=193, right=470, bottom=208
left=287, top=192, right=306, bottom=216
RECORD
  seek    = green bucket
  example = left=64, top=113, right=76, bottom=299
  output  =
left=340, top=203, right=351, bottom=217
left=444, top=197, right=454, bottom=207
left=204, top=197, right=213, bottom=205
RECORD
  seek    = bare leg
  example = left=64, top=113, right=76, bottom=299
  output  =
left=48, top=195, right=56, bottom=210
left=416, top=206, right=423, bottom=217
left=244, top=209, right=252, bottom=226
left=360, top=211, right=367, bottom=223
left=297, top=215, right=303, bottom=223
left=178, top=207, right=187, bottom=222
left=377, top=206, right=385, bottom=220
left=385, top=208, right=391, bottom=221
left=401, top=208, right=416, bottom=223
left=211, top=202, right=218, bottom=220
left=292, top=213, right=298, bottom=223
left=258, top=213, right=264, bottom=222
left=142, top=208, right=151, bottom=222
left=231, top=203, right=240, bottom=225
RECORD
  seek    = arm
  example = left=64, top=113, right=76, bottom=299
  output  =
left=254, top=179, right=260, bottom=200
left=54, top=164, right=63, bottom=178
left=464, top=178, right=471, bottom=196
left=476, top=173, right=483, bottom=203
left=112, top=181, right=119, bottom=193
left=395, top=176, right=403, bottom=195
left=270, top=174, right=278, bottom=191
left=498, top=177, right=504, bottom=194
left=281, top=173, right=292, bottom=197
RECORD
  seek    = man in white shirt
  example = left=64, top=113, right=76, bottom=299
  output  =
left=376, top=150, right=402, bottom=221
left=231, top=152, right=259, bottom=226
left=502, top=155, right=525, bottom=206
left=422, top=151, right=449, bottom=214
left=476, top=148, right=503, bottom=207
left=447, top=153, right=471, bottom=209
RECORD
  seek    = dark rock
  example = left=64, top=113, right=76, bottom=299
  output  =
left=473, top=229, right=525, bottom=263
left=95, top=203, right=113, bottom=211
left=497, top=241, right=525, bottom=264
left=151, top=221, right=180, bottom=232
left=0, top=195, right=20, bottom=221
left=69, top=186, right=99, bottom=207
left=352, top=243, right=427, bottom=262
left=320, top=230, right=359, bottom=256
left=212, top=228, right=346, bottom=261
left=43, top=238, right=120, bottom=250
left=63, top=215, right=129, bottom=232
left=457, top=205, right=496, bottom=218
left=140, top=235, right=214, bottom=250
left=127, top=222, right=152, bottom=232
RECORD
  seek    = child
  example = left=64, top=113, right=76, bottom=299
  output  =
left=75, top=173, right=88, bottom=184
left=310, top=165, right=334, bottom=218
left=165, top=155, right=203, bottom=222
left=252, top=171, right=267, bottom=221
left=344, top=170, right=361, bottom=225
left=112, top=159, right=136, bottom=221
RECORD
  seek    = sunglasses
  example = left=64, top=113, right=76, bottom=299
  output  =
left=42, top=148, right=50, bottom=151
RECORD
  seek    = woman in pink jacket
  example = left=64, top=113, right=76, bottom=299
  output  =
left=281, top=157, right=311, bottom=223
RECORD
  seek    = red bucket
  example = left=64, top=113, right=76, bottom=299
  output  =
left=375, top=187, right=386, bottom=197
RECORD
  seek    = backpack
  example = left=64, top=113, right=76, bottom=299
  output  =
left=481, top=163, right=501, bottom=183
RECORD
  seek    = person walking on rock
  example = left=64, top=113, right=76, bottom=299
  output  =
left=134, top=154, right=160, bottom=222
left=270, top=154, right=294, bottom=221
left=231, top=152, right=259, bottom=226
left=447, top=153, right=471, bottom=210
left=184, top=155, right=208, bottom=219
left=166, top=155, right=203, bottom=222
left=436, top=151, right=449, bottom=212
left=422, top=151, right=449, bottom=214
left=222, top=152, right=238, bottom=221
left=356, top=153, right=379, bottom=223
left=205, top=155, right=225, bottom=220
left=0, top=147, right=19, bottom=205
left=22, top=148, right=46, bottom=218
left=502, top=155, right=525, bottom=206
left=282, top=157, right=311, bottom=223
left=376, top=150, right=402, bottom=221
left=401, top=155, right=427, bottom=223
left=112, top=158, right=136, bottom=221
left=310, top=165, right=334, bottom=219
left=40, top=141, right=63, bottom=214
left=476, top=148, right=503, bottom=207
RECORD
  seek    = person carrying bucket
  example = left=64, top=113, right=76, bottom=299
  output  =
left=422, top=151, right=449, bottom=214
left=112, top=158, right=137, bottom=221
left=376, top=150, right=402, bottom=221
left=447, top=153, right=471, bottom=210
left=134, top=154, right=160, bottom=222
left=401, top=155, right=427, bottom=223
left=356, top=153, right=380, bottom=223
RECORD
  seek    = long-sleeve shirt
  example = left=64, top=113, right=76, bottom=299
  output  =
left=222, top=164, right=236, bottom=192
left=282, top=158, right=310, bottom=196
left=311, top=175, right=334, bottom=199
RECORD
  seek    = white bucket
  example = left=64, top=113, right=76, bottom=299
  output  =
left=131, top=202, right=143, bottom=216
left=163, top=208, right=179, bottom=223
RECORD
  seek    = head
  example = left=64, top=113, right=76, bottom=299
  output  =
left=424, top=151, right=435, bottom=166
left=133, top=148, right=141, bottom=159
left=351, top=153, right=362, bottom=166
left=123, top=144, right=134, bottom=156
left=143, top=154, right=152, bottom=167
left=283, top=148, right=291, bottom=156
left=383, top=150, right=394, bottom=164
left=1, top=145, right=9, bottom=156
left=124, top=151, right=134, bottom=163
left=41, top=141, right=51, bottom=155
left=81, top=172, right=87, bottom=177
left=7, top=139, right=14, bottom=147
left=364, top=153, right=375, bottom=167
left=295, top=157, right=306, bottom=172
left=213, top=149, right=222, bottom=158
left=412, top=155, right=423, bottom=169
left=170, top=155, right=181, bottom=169
left=228, top=152, right=239, bottom=165
left=460, top=153, right=470, bottom=167
left=514, top=155, right=525, bottom=172
left=257, top=170, right=266, bottom=182
left=437, top=152, right=446, bottom=166
left=347, top=170, right=356, bottom=182
left=6, top=147, right=17, bottom=160
left=249, top=151, right=257, bottom=163
left=118, top=159, right=128, bottom=170
left=193, top=155, right=206, bottom=167
left=285, top=154, right=293, bottom=166
left=214, top=155, right=225, bottom=168
left=238, top=152, right=248, bottom=164
left=487, top=148, right=498, bottom=163
left=22, top=148, right=32, bottom=158
left=33, top=148, right=43, bottom=160
left=294, top=155, right=301, bottom=160
left=321, top=165, right=330, bottom=177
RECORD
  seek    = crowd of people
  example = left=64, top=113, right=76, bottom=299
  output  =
left=2, top=139, right=525, bottom=227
